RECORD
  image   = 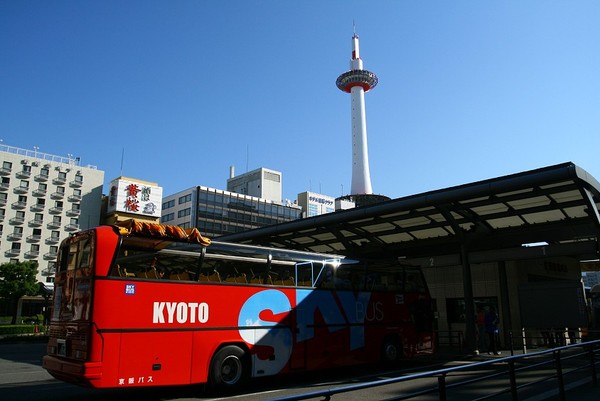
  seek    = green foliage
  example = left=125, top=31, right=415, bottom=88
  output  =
left=0, top=261, right=39, bottom=301
left=0, top=324, right=41, bottom=335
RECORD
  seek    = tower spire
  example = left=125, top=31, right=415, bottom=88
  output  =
left=336, top=31, right=378, bottom=195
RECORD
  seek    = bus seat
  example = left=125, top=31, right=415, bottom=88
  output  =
left=203, top=272, right=220, bottom=282
left=178, top=272, right=191, bottom=281
left=281, top=278, right=295, bottom=287
left=137, top=271, right=148, bottom=278
left=249, top=276, right=263, bottom=284
left=124, top=269, right=136, bottom=277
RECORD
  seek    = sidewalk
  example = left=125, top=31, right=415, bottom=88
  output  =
left=436, top=345, right=600, bottom=401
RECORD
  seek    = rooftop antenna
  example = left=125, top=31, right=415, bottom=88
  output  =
left=120, top=148, right=125, bottom=175
left=246, top=145, right=249, bottom=172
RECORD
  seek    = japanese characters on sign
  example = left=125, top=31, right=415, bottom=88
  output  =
left=107, top=179, right=163, bottom=217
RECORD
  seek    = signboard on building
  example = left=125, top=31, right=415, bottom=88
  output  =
left=107, top=178, right=163, bottom=217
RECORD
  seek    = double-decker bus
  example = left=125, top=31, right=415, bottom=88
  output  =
left=43, top=220, right=435, bottom=390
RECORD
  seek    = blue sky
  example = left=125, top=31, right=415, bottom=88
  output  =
left=1, top=1, right=599, bottom=202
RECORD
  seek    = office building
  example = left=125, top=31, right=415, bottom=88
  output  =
left=297, top=192, right=336, bottom=217
left=161, top=185, right=302, bottom=238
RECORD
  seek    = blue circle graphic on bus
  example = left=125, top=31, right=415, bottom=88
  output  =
left=238, top=289, right=292, bottom=375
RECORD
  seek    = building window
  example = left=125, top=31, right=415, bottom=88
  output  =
left=74, top=174, right=83, bottom=183
left=177, top=208, right=191, bottom=218
left=3, top=161, right=12, bottom=170
left=163, top=199, right=175, bottom=209
left=40, top=167, right=49, bottom=177
left=162, top=213, right=174, bottom=223
left=179, top=194, right=192, bottom=204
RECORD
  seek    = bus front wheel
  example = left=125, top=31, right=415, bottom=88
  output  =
left=209, top=345, right=247, bottom=390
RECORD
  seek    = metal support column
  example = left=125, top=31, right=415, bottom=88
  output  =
left=461, top=244, right=476, bottom=354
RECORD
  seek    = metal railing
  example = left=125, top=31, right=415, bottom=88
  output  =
left=267, top=340, right=600, bottom=401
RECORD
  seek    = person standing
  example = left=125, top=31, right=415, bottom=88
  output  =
left=485, top=307, right=500, bottom=355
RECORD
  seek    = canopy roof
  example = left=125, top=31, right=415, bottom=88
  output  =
left=219, top=162, right=600, bottom=264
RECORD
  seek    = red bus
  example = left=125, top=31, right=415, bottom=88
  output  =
left=43, top=220, right=435, bottom=390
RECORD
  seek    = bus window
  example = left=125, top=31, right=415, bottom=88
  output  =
left=295, top=261, right=322, bottom=287
left=334, top=264, right=367, bottom=291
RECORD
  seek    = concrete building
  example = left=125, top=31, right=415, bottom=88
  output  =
left=161, top=185, right=302, bottom=238
left=226, top=167, right=283, bottom=203
left=0, top=144, right=104, bottom=283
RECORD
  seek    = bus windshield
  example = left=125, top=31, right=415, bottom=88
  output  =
left=52, top=232, right=95, bottom=322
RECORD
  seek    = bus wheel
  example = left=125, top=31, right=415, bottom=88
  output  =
left=209, top=345, right=247, bottom=390
left=382, top=337, right=401, bottom=364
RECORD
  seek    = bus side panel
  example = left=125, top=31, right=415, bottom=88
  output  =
left=118, top=331, right=193, bottom=387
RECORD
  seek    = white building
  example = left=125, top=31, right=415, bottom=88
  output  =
left=226, top=167, right=282, bottom=203
left=105, top=176, right=163, bottom=223
left=297, top=192, right=336, bottom=217
left=0, top=145, right=104, bottom=283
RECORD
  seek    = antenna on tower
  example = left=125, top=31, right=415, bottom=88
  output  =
left=353, top=20, right=356, bottom=35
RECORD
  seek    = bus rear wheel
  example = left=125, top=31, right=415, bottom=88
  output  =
left=209, top=345, right=247, bottom=390
left=382, top=337, right=401, bottom=364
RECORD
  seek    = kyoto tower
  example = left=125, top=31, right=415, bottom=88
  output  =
left=336, top=31, right=379, bottom=196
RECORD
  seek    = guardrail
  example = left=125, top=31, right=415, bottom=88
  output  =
left=267, top=340, right=600, bottom=401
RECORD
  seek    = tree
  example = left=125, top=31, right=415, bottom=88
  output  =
left=0, top=261, right=39, bottom=324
